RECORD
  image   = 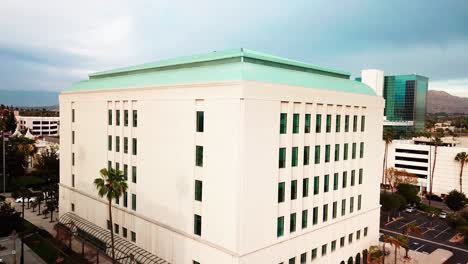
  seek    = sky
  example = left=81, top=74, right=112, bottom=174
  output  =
left=1, top=0, right=468, bottom=97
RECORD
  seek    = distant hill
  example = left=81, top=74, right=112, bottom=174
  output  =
left=427, top=90, right=468, bottom=114
left=0, top=90, right=59, bottom=107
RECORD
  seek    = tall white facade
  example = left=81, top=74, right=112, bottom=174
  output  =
left=59, top=49, right=384, bottom=264
left=360, top=69, right=384, bottom=97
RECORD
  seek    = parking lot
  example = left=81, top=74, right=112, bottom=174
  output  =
left=380, top=210, right=468, bottom=263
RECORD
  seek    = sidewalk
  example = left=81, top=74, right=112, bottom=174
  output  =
left=381, top=242, right=453, bottom=264
left=0, top=236, right=46, bottom=264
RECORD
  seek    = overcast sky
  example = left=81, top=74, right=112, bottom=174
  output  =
left=1, top=0, right=468, bottom=97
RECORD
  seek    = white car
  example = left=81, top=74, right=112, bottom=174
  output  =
left=439, top=212, right=447, bottom=219
left=405, top=206, right=415, bottom=213
left=15, top=197, right=37, bottom=203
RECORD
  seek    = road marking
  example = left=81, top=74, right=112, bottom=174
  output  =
left=380, top=228, right=468, bottom=253
left=434, top=227, right=450, bottom=238
left=399, top=219, right=417, bottom=229
left=415, top=244, right=425, bottom=251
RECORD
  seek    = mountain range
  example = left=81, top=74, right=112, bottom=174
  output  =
left=427, top=90, right=468, bottom=114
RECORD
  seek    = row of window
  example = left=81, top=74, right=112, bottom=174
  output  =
left=279, top=143, right=364, bottom=168
left=278, top=169, right=363, bottom=202
left=107, top=220, right=137, bottom=242
left=277, top=195, right=362, bottom=237
left=108, top=109, right=138, bottom=127
left=280, top=227, right=369, bottom=264
left=107, top=161, right=137, bottom=183
left=195, top=111, right=204, bottom=238
left=107, top=136, right=138, bottom=155
left=280, top=113, right=365, bottom=134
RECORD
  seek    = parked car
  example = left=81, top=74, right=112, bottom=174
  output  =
left=426, top=194, right=443, bottom=202
left=439, top=212, right=447, bottom=219
left=15, top=197, right=37, bottom=203
left=405, top=206, right=415, bottom=213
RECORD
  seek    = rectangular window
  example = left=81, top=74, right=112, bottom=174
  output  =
left=194, top=214, right=202, bottom=236
left=315, top=114, right=321, bottom=133
left=108, top=110, right=112, bottom=125
left=124, top=192, right=128, bottom=207
left=353, top=115, right=358, bottom=132
left=324, top=174, right=329, bottom=193
left=114, top=224, right=119, bottom=234
left=345, top=115, right=349, bottom=132
left=131, top=231, right=136, bottom=242
left=360, top=142, right=364, bottom=158
left=340, top=236, right=345, bottom=247
left=325, top=144, right=330, bottom=163
left=116, top=136, right=120, bottom=152
left=358, top=195, right=362, bottom=210
left=335, top=115, right=341, bottom=132
left=292, top=147, right=298, bottom=167
left=107, top=160, right=111, bottom=170
left=351, top=170, right=356, bottom=186
left=278, top=182, right=285, bottom=203
left=132, top=138, right=137, bottom=155
left=302, top=210, right=308, bottom=229
left=303, top=178, right=309, bottom=197
left=332, top=201, right=337, bottom=219
left=342, top=171, right=347, bottom=188
left=334, top=144, right=340, bottom=161
left=331, top=240, right=336, bottom=252
left=291, top=180, right=297, bottom=200
left=72, top=174, right=75, bottom=187
left=311, top=248, right=317, bottom=260
left=124, top=110, right=129, bottom=126
left=300, top=252, right=307, bottom=264
left=321, top=244, right=327, bottom=256
left=314, top=145, right=320, bottom=164
left=107, top=220, right=111, bottom=230
left=305, top=114, right=311, bottom=133
left=357, top=230, right=361, bottom=240
left=313, top=207, right=318, bottom=225
left=279, top=148, right=286, bottom=168
left=303, top=146, right=310, bottom=165
left=132, top=194, right=137, bottom=211
left=313, top=176, right=319, bottom=195
left=364, top=227, right=368, bottom=236
left=352, top=142, right=356, bottom=159
left=193, top=261, right=200, bottom=264
left=196, top=111, right=204, bottom=132
left=343, top=143, right=348, bottom=160
left=289, top=257, right=295, bottom=264
left=133, top=110, right=138, bottom=127
left=323, top=204, right=328, bottom=222
left=123, top=227, right=127, bottom=238
left=116, top=110, right=120, bottom=126
left=132, top=166, right=137, bottom=183
left=72, top=131, right=75, bottom=144
left=72, top=109, right=75, bottom=123
left=359, top=168, right=363, bottom=184
left=277, top=216, right=284, bottom=237
left=333, top=173, right=338, bottom=190
left=196, top=146, right=203, bottom=167
left=72, top=153, right=75, bottom=166
left=361, top=115, right=365, bottom=132
left=341, top=199, right=346, bottom=216
left=195, top=180, right=203, bottom=201
left=293, top=113, right=300, bottom=133
left=124, top=137, right=128, bottom=154
left=124, top=165, right=128, bottom=180
left=326, top=114, right=331, bottom=133
left=116, top=162, right=120, bottom=171
left=108, top=135, right=112, bottom=151
left=350, top=197, right=354, bottom=213
left=349, top=233, right=353, bottom=244
left=290, top=213, right=296, bottom=233
left=280, top=113, right=287, bottom=134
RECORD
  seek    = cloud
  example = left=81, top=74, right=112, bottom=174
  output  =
left=429, top=79, right=468, bottom=98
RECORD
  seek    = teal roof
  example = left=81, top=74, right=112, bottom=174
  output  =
left=65, top=48, right=376, bottom=96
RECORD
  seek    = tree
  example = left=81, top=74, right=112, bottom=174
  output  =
left=445, top=190, right=466, bottom=212
left=396, top=183, right=421, bottom=206
left=15, top=136, right=37, bottom=176
left=385, top=168, right=418, bottom=193
left=455, top=152, right=468, bottom=193
left=0, top=202, right=21, bottom=236
left=94, top=168, right=128, bottom=264
left=382, top=129, right=393, bottom=186
left=34, top=147, right=60, bottom=182
left=0, top=109, right=17, bottom=132
left=45, top=200, right=57, bottom=222
left=381, top=192, right=405, bottom=222
left=384, top=235, right=402, bottom=264
left=428, top=133, right=443, bottom=207
left=403, top=223, right=421, bottom=258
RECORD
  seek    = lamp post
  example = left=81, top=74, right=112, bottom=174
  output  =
left=2, top=130, right=5, bottom=194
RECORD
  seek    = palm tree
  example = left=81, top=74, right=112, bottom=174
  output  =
left=45, top=200, right=56, bottom=222
left=455, top=152, right=468, bottom=193
left=15, top=136, right=37, bottom=176
left=384, top=235, right=402, bottom=264
left=383, top=129, right=393, bottom=186
left=428, top=134, right=442, bottom=207
left=403, top=223, right=422, bottom=258
left=94, top=168, right=128, bottom=264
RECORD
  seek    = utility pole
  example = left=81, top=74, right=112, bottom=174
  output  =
left=2, top=130, right=6, bottom=194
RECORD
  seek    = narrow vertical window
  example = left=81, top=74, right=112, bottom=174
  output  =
left=300, top=252, right=307, bottom=264
left=108, top=135, right=112, bottom=151
left=315, top=114, right=321, bottom=133
left=342, top=171, right=347, bottom=188
left=360, top=142, right=364, bottom=158
left=114, top=224, right=119, bottom=234
left=332, top=201, right=337, bottom=219
left=293, top=113, right=300, bottom=134
left=116, top=162, right=120, bottom=171
left=72, top=131, right=75, bottom=144
left=359, top=168, right=363, bottom=184
left=72, top=109, right=75, bottom=123
left=324, top=174, right=329, bottom=193
left=358, top=195, right=362, bottom=210
left=124, top=137, right=128, bottom=153
left=357, top=230, right=361, bottom=240
left=279, top=148, right=286, bottom=168
left=290, top=213, right=296, bottom=232
left=302, top=210, right=308, bottom=229
left=124, top=110, right=129, bottom=126
left=116, top=136, right=120, bottom=152
left=116, top=110, right=120, bottom=126
left=321, top=244, right=327, bottom=256
left=123, top=192, right=128, bottom=207
left=340, top=236, right=345, bottom=247
left=333, top=173, right=338, bottom=190
left=303, top=146, right=310, bottom=165
left=71, top=203, right=75, bottom=212
left=291, top=180, right=297, bottom=200
left=131, top=231, right=136, bottom=242
left=132, top=138, right=137, bottom=155
left=313, top=176, right=319, bottom=195
left=352, top=142, right=356, bottom=159
left=350, top=196, right=354, bottom=213
left=278, top=182, right=285, bottom=203
left=345, top=115, right=349, bottom=132
left=108, top=109, right=112, bottom=125
left=291, top=147, right=298, bottom=167
left=132, top=194, right=136, bottom=211
left=351, top=170, right=356, bottom=186
left=313, top=207, right=318, bottom=225
left=133, top=110, right=138, bottom=127
left=196, top=146, right=203, bottom=167
left=341, top=199, right=346, bottom=216
left=72, top=153, right=75, bottom=166
left=325, top=144, right=330, bottom=163
left=289, top=258, right=295, bottom=264
left=323, top=204, right=328, bottom=222
left=194, top=214, right=202, bottom=235
left=353, top=115, right=358, bottom=132
left=311, top=248, right=317, bottom=260
left=280, top=113, right=287, bottom=134
left=303, top=178, right=309, bottom=197
left=304, top=114, right=311, bottom=133
left=124, top=164, right=128, bottom=180
left=361, top=115, right=365, bottom=132
left=277, top=216, right=284, bottom=237
left=331, top=240, right=336, bottom=252
left=132, top=166, right=137, bottom=183
left=72, top=174, right=75, bottom=187
left=195, top=180, right=203, bottom=201
left=314, top=145, right=320, bottom=164
left=364, top=227, right=368, bottom=236
left=326, top=114, right=331, bottom=132
left=334, top=144, right=340, bottom=161
left=335, top=115, right=341, bottom=132
left=123, top=227, right=127, bottom=238
left=343, top=143, right=348, bottom=160
left=196, top=111, right=204, bottom=132
left=107, top=161, right=111, bottom=170
left=349, top=233, right=353, bottom=243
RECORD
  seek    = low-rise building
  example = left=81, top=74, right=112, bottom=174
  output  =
left=15, top=112, right=60, bottom=136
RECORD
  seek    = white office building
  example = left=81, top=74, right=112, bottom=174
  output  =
left=386, top=137, right=468, bottom=196
left=59, top=49, right=384, bottom=264
left=15, top=113, right=60, bottom=136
